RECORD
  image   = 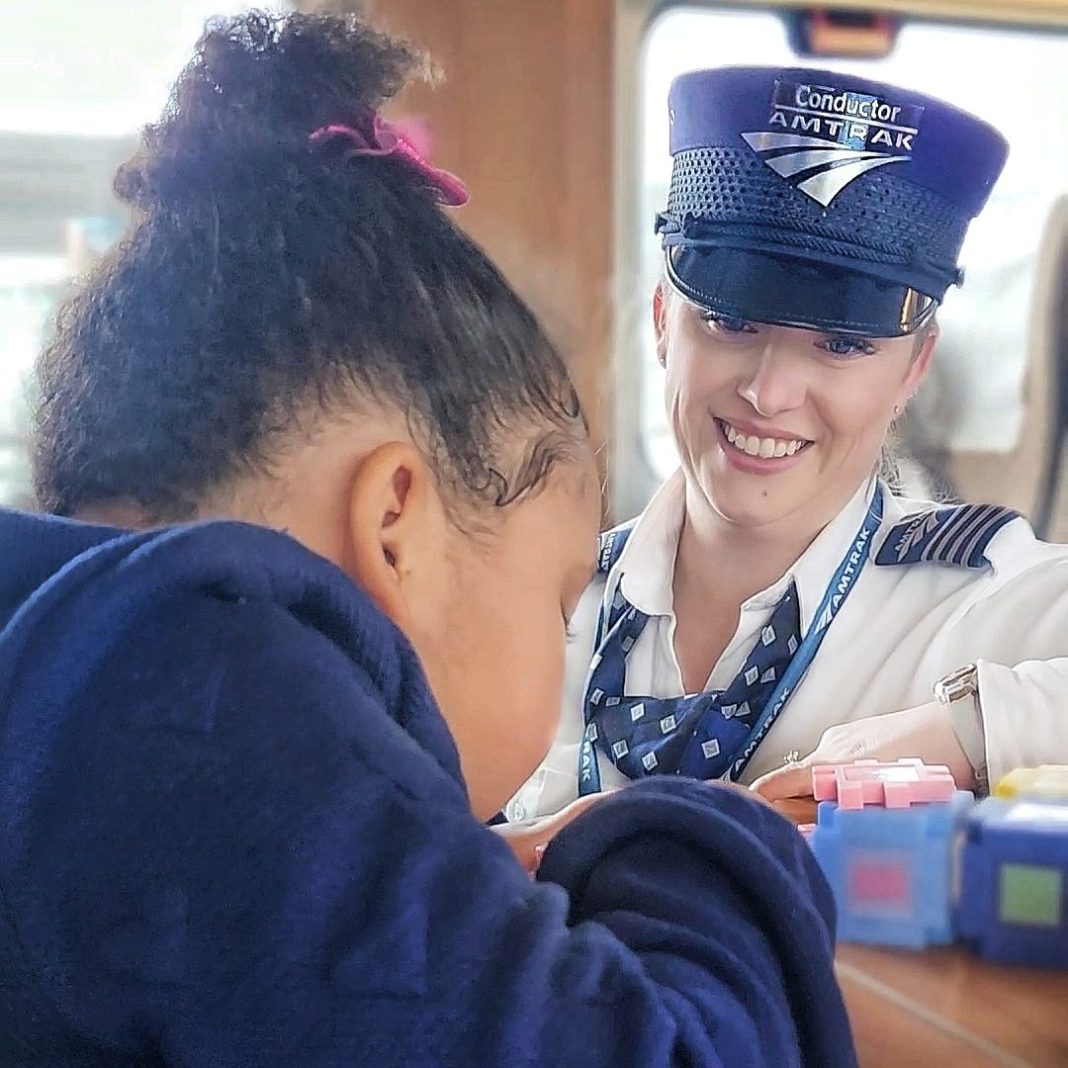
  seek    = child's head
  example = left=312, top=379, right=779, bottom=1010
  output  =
left=33, top=11, right=598, bottom=819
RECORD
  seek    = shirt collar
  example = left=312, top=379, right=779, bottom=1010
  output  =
left=612, top=472, right=879, bottom=632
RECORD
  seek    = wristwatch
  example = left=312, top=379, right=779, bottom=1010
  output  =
left=934, top=663, right=988, bottom=792
left=934, top=663, right=979, bottom=706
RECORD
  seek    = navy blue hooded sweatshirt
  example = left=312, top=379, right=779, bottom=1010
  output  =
left=0, top=509, right=856, bottom=1067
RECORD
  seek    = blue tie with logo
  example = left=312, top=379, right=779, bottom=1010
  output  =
left=584, top=578, right=802, bottom=782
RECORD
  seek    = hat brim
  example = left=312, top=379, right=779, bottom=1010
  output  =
left=666, top=245, right=936, bottom=338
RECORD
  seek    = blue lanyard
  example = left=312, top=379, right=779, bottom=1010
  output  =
left=579, top=574, right=644, bottom=795
left=728, top=484, right=883, bottom=779
left=578, top=484, right=884, bottom=793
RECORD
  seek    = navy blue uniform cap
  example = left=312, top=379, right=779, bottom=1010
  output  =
left=657, top=67, right=1008, bottom=336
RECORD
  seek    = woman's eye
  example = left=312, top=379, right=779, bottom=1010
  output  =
left=701, top=312, right=758, bottom=335
left=818, top=336, right=877, bottom=359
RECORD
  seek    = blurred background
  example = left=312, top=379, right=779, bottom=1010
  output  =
left=2, top=0, right=1066, bottom=533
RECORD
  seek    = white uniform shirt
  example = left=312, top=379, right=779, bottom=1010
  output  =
left=508, top=471, right=1068, bottom=821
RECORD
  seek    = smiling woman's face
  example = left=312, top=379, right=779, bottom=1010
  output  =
left=656, top=285, right=935, bottom=534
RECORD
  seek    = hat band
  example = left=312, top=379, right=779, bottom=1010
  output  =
left=664, top=244, right=938, bottom=338
left=659, top=216, right=960, bottom=300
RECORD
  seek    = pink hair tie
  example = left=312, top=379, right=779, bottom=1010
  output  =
left=309, top=112, right=469, bottom=207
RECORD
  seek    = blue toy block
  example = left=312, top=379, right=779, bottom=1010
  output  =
left=958, top=798, right=1068, bottom=968
left=810, top=790, right=974, bottom=949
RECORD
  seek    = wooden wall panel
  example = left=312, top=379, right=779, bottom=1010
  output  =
left=324, top=0, right=616, bottom=473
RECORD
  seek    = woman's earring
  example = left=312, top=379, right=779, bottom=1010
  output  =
left=892, top=403, right=902, bottom=417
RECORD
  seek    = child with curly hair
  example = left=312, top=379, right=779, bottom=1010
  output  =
left=0, top=12, right=855, bottom=1066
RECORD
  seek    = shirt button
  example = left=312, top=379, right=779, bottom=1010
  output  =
left=512, top=804, right=527, bottom=821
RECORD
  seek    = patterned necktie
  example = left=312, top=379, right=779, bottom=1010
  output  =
left=584, top=580, right=802, bottom=781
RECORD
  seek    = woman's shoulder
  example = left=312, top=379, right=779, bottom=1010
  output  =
left=876, top=491, right=1067, bottom=576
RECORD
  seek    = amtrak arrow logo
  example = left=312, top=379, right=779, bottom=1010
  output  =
left=741, top=131, right=908, bottom=207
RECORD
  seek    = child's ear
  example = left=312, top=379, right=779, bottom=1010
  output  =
left=343, top=442, right=449, bottom=631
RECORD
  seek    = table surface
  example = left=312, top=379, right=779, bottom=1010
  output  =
left=772, top=799, right=1068, bottom=1067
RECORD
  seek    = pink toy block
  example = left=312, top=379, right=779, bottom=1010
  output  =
left=811, top=759, right=957, bottom=810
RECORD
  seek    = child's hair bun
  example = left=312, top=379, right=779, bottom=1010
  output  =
left=114, top=9, right=423, bottom=211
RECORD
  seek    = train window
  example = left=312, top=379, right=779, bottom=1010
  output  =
left=0, top=256, right=68, bottom=509
left=627, top=4, right=1068, bottom=523
left=0, top=2, right=277, bottom=509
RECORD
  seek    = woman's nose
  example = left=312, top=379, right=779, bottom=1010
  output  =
left=736, top=341, right=808, bottom=417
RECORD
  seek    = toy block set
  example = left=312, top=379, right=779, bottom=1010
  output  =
left=803, top=759, right=1068, bottom=969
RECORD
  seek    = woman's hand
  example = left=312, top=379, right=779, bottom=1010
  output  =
left=492, top=793, right=609, bottom=874
left=749, top=700, right=977, bottom=801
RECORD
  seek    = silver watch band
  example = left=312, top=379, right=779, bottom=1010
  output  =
left=935, top=665, right=988, bottom=790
